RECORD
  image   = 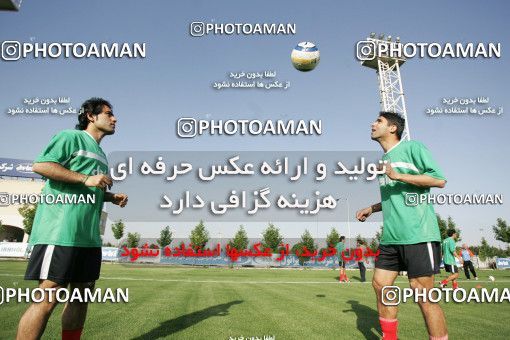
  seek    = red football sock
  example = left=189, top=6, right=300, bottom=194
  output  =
left=441, top=280, right=448, bottom=286
left=62, top=328, right=83, bottom=340
left=452, top=281, right=458, bottom=289
left=379, top=317, right=398, bottom=340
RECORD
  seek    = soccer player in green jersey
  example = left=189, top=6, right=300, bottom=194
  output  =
left=356, top=112, right=448, bottom=340
left=336, top=236, right=349, bottom=282
left=440, top=230, right=461, bottom=289
left=17, top=98, right=128, bottom=340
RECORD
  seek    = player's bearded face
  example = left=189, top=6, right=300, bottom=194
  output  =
left=94, top=106, right=116, bottom=135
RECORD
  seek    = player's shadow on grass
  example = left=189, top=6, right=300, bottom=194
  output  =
left=343, top=300, right=381, bottom=340
left=130, top=300, right=243, bottom=340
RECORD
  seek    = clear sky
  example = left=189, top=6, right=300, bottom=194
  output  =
left=1, top=0, right=508, bottom=247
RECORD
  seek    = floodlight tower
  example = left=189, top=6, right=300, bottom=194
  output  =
left=361, top=33, right=411, bottom=140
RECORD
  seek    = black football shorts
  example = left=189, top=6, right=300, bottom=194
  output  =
left=375, top=242, right=441, bottom=278
left=25, top=244, right=101, bottom=285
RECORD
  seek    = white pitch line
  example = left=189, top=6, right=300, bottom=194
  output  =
left=102, top=277, right=369, bottom=284
left=93, top=277, right=510, bottom=285
left=1, top=273, right=508, bottom=285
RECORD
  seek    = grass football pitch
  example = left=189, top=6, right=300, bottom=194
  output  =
left=1, top=260, right=509, bottom=339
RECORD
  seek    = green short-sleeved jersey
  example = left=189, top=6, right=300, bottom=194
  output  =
left=379, top=140, right=446, bottom=245
left=29, top=130, right=108, bottom=247
left=336, top=242, right=345, bottom=259
left=442, top=237, right=457, bottom=265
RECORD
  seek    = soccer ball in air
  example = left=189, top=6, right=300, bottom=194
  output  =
left=291, top=42, right=320, bottom=72
left=488, top=275, right=495, bottom=282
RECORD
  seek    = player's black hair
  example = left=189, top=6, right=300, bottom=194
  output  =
left=447, top=229, right=457, bottom=237
left=339, top=236, right=345, bottom=242
left=379, top=111, right=405, bottom=140
left=76, top=97, right=112, bottom=130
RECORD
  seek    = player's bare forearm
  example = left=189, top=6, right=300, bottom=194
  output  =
left=392, top=173, right=446, bottom=188
left=32, top=162, right=86, bottom=184
left=105, top=193, right=128, bottom=207
left=33, top=162, right=113, bottom=189
left=356, top=203, right=381, bottom=222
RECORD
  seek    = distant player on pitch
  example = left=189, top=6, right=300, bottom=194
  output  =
left=356, top=111, right=448, bottom=340
left=336, top=236, right=349, bottom=282
left=17, top=98, right=128, bottom=340
left=440, top=230, right=461, bottom=289
left=356, top=239, right=369, bottom=283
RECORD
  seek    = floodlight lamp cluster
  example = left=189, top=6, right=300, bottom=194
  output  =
left=369, top=32, right=400, bottom=43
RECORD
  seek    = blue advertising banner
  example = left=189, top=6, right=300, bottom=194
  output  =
left=101, top=247, right=120, bottom=261
left=112, top=247, right=375, bottom=269
left=0, top=158, right=41, bottom=179
left=496, top=258, right=510, bottom=269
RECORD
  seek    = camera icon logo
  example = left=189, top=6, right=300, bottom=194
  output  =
left=0, top=286, right=4, bottom=305
left=405, top=193, right=419, bottom=207
left=0, top=192, right=10, bottom=206
left=1, top=41, right=21, bottom=61
left=190, top=22, right=206, bottom=37
left=356, top=40, right=376, bottom=61
left=381, top=286, right=401, bottom=306
left=177, top=118, right=197, bottom=138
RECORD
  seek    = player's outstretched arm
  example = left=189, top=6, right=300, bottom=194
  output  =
left=33, top=162, right=113, bottom=189
left=456, top=252, right=463, bottom=265
left=392, top=173, right=445, bottom=188
left=356, top=202, right=381, bottom=222
left=384, top=163, right=446, bottom=188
